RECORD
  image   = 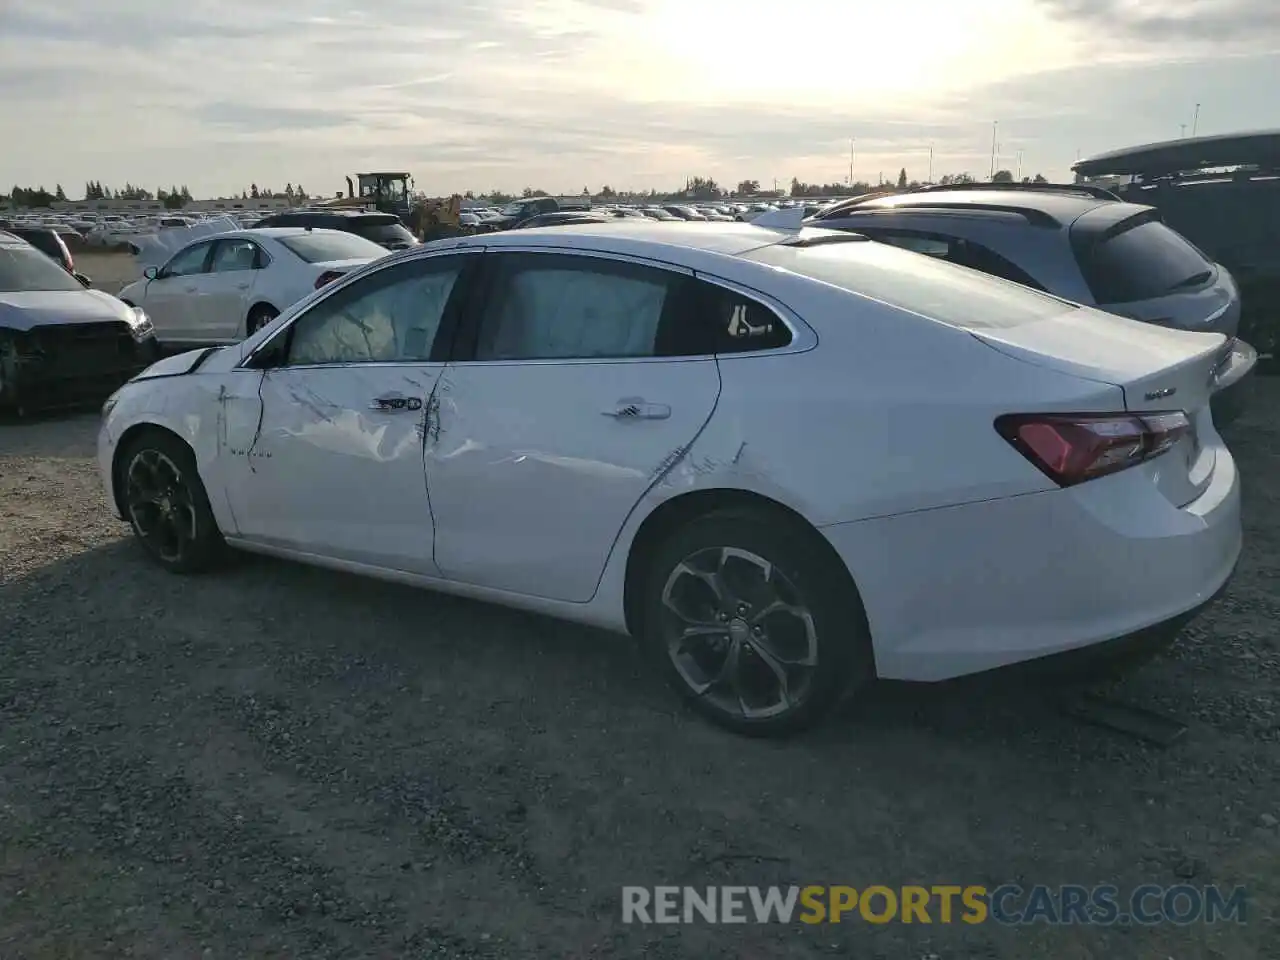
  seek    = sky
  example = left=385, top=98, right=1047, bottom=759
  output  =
left=1, top=0, right=1278, bottom=199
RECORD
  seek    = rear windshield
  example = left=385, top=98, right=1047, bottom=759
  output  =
left=743, top=237, right=1076, bottom=329
left=1074, top=218, right=1212, bottom=304
left=277, top=232, right=387, bottom=263
left=9, top=230, right=66, bottom=262
left=0, top=244, right=82, bottom=292
left=351, top=218, right=418, bottom=244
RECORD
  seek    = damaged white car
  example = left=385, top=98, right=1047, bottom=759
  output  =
left=98, top=220, right=1241, bottom=736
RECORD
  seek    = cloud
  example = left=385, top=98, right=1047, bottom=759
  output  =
left=1034, top=0, right=1280, bottom=44
left=1, top=0, right=1278, bottom=197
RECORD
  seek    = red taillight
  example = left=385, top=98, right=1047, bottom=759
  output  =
left=315, top=270, right=345, bottom=289
left=995, top=411, right=1191, bottom=487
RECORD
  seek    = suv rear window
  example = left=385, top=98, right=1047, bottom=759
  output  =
left=743, top=236, right=1076, bottom=330
left=277, top=232, right=388, bottom=263
left=351, top=217, right=418, bottom=245
left=1073, top=217, right=1212, bottom=304
left=0, top=244, right=83, bottom=292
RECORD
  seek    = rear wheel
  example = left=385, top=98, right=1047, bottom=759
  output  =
left=119, top=431, right=223, bottom=573
left=245, top=304, right=278, bottom=337
left=640, top=509, right=874, bottom=737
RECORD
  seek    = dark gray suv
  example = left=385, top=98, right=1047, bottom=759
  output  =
left=809, top=184, right=1255, bottom=423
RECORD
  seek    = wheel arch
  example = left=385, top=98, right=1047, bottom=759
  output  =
left=110, top=422, right=198, bottom=520
left=620, top=487, right=864, bottom=640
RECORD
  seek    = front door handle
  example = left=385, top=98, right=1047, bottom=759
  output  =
left=370, top=395, right=424, bottom=412
left=603, top=398, right=671, bottom=420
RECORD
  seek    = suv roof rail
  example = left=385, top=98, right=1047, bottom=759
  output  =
left=836, top=201, right=1062, bottom=228
left=911, top=181, right=1122, bottom=201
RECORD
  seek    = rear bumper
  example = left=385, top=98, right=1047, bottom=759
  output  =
left=820, top=440, right=1242, bottom=682
left=1210, top=337, right=1257, bottom=427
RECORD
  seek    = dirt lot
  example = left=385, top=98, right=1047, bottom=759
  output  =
left=76, top=251, right=141, bottom=295
left=1, top=385, right=1278, bottom=959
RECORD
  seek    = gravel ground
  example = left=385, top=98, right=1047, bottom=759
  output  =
left=75, top=252, right=141, bottom=295
left=1, top=386, right=1278, bottom=959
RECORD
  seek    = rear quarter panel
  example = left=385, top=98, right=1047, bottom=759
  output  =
left=659, top=269, right=1127, bottom=526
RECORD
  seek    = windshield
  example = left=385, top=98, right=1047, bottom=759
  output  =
left=744, top=235, right=1077, bottom=330
left=278, top=232, right=387, bottom=264
left=500, top=201, right=532, bottom=216
left=0, top=244, right=83, bottom=292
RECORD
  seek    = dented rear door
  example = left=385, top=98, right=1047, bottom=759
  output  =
left=423, top=249, right=721, bottom=603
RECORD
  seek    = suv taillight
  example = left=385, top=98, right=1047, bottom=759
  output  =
left=995, top=411, right=1190, bottom=487
left=315, top=270, right=345, bottom=289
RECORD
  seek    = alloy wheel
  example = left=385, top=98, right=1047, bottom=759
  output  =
left=125, top=448, right=198, bottom=564
left=660, top=546, right=819, bottom=720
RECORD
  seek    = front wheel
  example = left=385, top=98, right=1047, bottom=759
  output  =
left=640, top=509, right=873, bottom=737
left=119, top=431, right=224, bottom=573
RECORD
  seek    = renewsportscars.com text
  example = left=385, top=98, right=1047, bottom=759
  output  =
left=621, top=884, right=1248, bottom=926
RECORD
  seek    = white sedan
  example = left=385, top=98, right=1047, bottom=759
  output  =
left=97, top=220, right=1241, bottom=736
left=117, top=227, right=387, bottom=346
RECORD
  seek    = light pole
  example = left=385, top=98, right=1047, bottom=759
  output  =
left=1192, top=103, right=1201, bottom=137
left=928, top=144, right=933, bottom=184
left=1016, top=149, right=1024, bottom=181
left=848, top=138, right=856, bottom=186
left=989, top=121, right=998, bottom=180
left=1180, top=123, right=1187, bottom=138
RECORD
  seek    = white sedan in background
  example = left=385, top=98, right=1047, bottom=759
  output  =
left=117, top=227, right=388, bottom=346
left=97, top=220, right=1241, bottom=736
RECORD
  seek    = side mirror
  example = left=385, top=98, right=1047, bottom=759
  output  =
left=74, top=272, right=92, bottom=288
left=143, top=265, right=159, bottom=280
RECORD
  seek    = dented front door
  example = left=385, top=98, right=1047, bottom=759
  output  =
left=224, top=364, right=442, bottom=574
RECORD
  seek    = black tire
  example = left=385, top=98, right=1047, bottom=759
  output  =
left=245, top=304, right=278, bottom=337
left=118, top=430, right=224, bottom=573
left=639, top=508, right=874, bottom=737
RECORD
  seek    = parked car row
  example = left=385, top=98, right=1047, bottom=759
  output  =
left=97, top=219, right=1243, bottom=736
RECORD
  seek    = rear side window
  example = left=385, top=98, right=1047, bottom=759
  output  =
left=692, top=281, right=792, bottom=353
left=744, top=240, right=1076, bottom=330
left=278, top=232, right=387, bottom=263
left=0, top=244, right=82, bottom=292
left=1073, top=217, right=1212, bottom=304
left=473, top=254, right=673, bottom=360
left=862, top=230, right=1048, bottom=291
left=352, top=217, right=418, bottom=245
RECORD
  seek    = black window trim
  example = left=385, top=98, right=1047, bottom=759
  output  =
left=852, top=226, right=1050, bottom=292
left=443, top=248, right=816, bottom=364
left=242, top=249, right=480, bottom=371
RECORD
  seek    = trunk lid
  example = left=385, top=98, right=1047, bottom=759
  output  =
left=972, top=307, right=1225, bottom=506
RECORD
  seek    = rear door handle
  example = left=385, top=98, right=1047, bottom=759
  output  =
left=370, top=395, right=424, bottom=412
left=603, top=398, right=670, bottom=420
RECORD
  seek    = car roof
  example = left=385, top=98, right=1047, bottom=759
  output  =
left=841, top=189, right=1106, bottom=220
left=264, top=210, right=397, bottom=221
left=1074, top=128, right=1280, bottom=177
left=465, top=220, right=841, bottom=258
left=241, top=226, right=359, bottom=240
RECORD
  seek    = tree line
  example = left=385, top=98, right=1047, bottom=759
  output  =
left=7, top=170, right=1051, bottom=211
left=5, top=181, right=311, bottom=210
